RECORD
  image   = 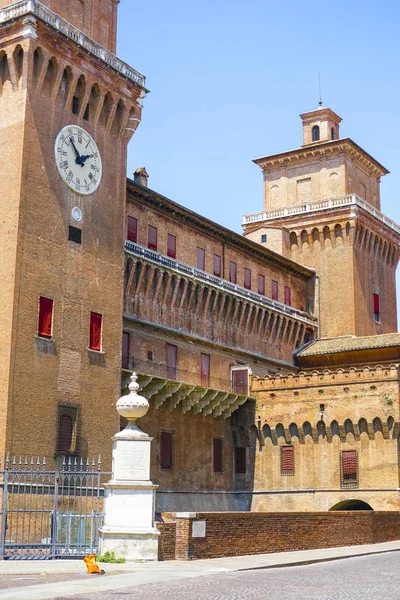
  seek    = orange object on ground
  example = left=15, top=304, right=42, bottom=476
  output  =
left=83, top=555, right=104, bottom=575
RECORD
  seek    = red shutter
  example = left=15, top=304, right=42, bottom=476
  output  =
left=342, top=450, right=357, bottom=479
left=284, top=286, right=291, bottom=306
left=229, top=261, right=237, bottom=284
left=281, top=446, right=294, bottom=475
left=272, top=280, right=279, bottom=301
left=122, top=331, right=130, bottom=369
left=38, top=297, right=53, bottom=338
left=235, top=446, right=246, bottom=474
left=160, top=431, right=173, bottom=469
left=213, top=254, right=221, bottom=277
left=167, top=234, right=176, bottom=259
left=232, top=369, right=248, bottom=395
left=166, top=343, right=177, bottom=380
left=258, top=274, right=265, bottom=295
left=373, top=293, right=380, bottom=314
left=244, top=268, right=251, bottom=290
left=148, top=225, right=157, bottom=250
left=197, top=247, right=205, bottom=270
left=200, top=353, right=210, bottom=387
left=213, top=438, right=223, bottom=473
left=90, top=312, right=102, bottom=351
left=58, top=414, right=73, bottom=452
left=127, top=216, right=137, bottom=242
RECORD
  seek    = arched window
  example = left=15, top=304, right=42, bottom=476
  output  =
left=312, top=125, right=320, bottom=142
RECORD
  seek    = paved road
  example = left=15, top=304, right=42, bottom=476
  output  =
left=53, top=552, right=399, bottom=600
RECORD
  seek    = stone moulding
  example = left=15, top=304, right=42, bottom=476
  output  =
left=0, top=0, right=147, bottom=90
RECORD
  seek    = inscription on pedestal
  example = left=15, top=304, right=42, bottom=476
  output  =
left=114, top=440, right=150, bottom=481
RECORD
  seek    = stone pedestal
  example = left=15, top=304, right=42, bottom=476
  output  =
left=99, top=373, right=159, bottom=560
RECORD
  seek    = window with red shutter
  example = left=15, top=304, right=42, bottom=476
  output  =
left=148, top=225, right=157, bottom=250
left=213, top=254, right=221, bottom=277
left=284, top=286, right=291, bottom=306
left=167, top=234, right=176, bottom=259
left=166, top=343, right=177, bottom=380
left=229, top=261, right=237, bottom=284
left=200, top=353, right=210, bottom=387
left=232, top=369, right=248, bottom=395
left=373, top=293, right=380, bottom=322
left=197, top=247, right=205, bottom=270
left=272, top=280, right=279, bottom=301
left=122, top=331, right=130, bottom=369
left=38, top=297, right=53, bottom=338
left=89, top=312, right=102, bottom=351
left=213, top=438, right=223, bottom=473
left=160, top=431, right=173, bottom=469
left=127, top=216, right=138, bottom=242
left=235, top=446, right=246, bottom=474
left=281, top=445, right=294, bottom=475
left=244, top=268, right=251, bottom=290
left=341, top=450, right=358, bottom=487
left=258, top=274, right=265, bottom=296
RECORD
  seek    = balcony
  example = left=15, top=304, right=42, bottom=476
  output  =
left=121, top=361, right=254, bottom=419
left=242, top=194, right=400, bottom=235
left=0, top=1, right=146, bottom=89
left=125, top=241, right=316, bottom=328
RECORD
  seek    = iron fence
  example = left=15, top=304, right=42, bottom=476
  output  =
left=0, top=455, right=111, bottom=560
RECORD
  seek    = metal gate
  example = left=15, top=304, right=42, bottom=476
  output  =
left=0, top=455, right=109, bottom=559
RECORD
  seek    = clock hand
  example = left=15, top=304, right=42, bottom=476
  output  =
left=80, top=154, right=94, bottom=164
left=70, top=139, right=83, bottom=166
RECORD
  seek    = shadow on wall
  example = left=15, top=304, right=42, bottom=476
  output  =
left=330, top=499, right=373, bottom=511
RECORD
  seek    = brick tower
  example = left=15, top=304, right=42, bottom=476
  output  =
left=0, top=1, right=146, bottom=463
left=243, top=106, right=400, bottom=338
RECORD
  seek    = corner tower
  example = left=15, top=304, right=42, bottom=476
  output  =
left=0, top=0, right=147, bottom=462
left=243, top=106, right=400, bottom=338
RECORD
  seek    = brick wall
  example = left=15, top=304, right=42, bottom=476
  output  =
left=159, top=512, right=400, bottom=560
left=156, top=522, right=176, bottom=561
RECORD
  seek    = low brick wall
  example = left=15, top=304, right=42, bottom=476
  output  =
left=158, top=511, right=400, bottom=560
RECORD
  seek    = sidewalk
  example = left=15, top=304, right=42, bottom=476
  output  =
left=0, top=540, right=399, bottom=599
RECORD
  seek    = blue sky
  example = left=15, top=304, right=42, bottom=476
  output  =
left=117, top=0, right=400, bottom=322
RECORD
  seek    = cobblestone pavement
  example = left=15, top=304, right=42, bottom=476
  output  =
left=54, top=552, right=400, bottom=600
left=0, top=574, right=83, bottom=590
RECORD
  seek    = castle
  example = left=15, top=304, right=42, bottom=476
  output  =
left=0, top=0, right=399, bottom=514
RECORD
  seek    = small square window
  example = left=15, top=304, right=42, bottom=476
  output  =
left=68, top=226, right=82, bottom=244
left=147, top=351, right=153, bottom=361
left=261, top=234, right=267, bottom=243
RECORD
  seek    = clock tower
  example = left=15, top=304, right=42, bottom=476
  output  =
left=0, top=1, right=146, bottom=463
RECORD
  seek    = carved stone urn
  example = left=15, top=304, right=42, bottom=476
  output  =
left=115, top=372, right=149, bottom=439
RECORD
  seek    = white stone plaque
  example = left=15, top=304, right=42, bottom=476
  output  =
left=114, top=439, right=150, bottom=481
left=192, top=520, right=206, bottom=538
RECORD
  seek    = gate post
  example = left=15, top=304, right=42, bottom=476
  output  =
left=99, top=372, right=159, bottom=560
left=0, top=460, right=9, bottom=560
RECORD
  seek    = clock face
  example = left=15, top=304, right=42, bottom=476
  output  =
left=55, top=125, right=102, bottom=195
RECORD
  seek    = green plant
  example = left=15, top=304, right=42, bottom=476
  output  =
left=97, top=551, right=126, bottom=564
left=382, top=393, right=394, bottom=406
left=370, top=385, right=377, bottom=390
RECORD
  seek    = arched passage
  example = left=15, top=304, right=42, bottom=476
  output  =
left=329, top=500, right=373, bottom=511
